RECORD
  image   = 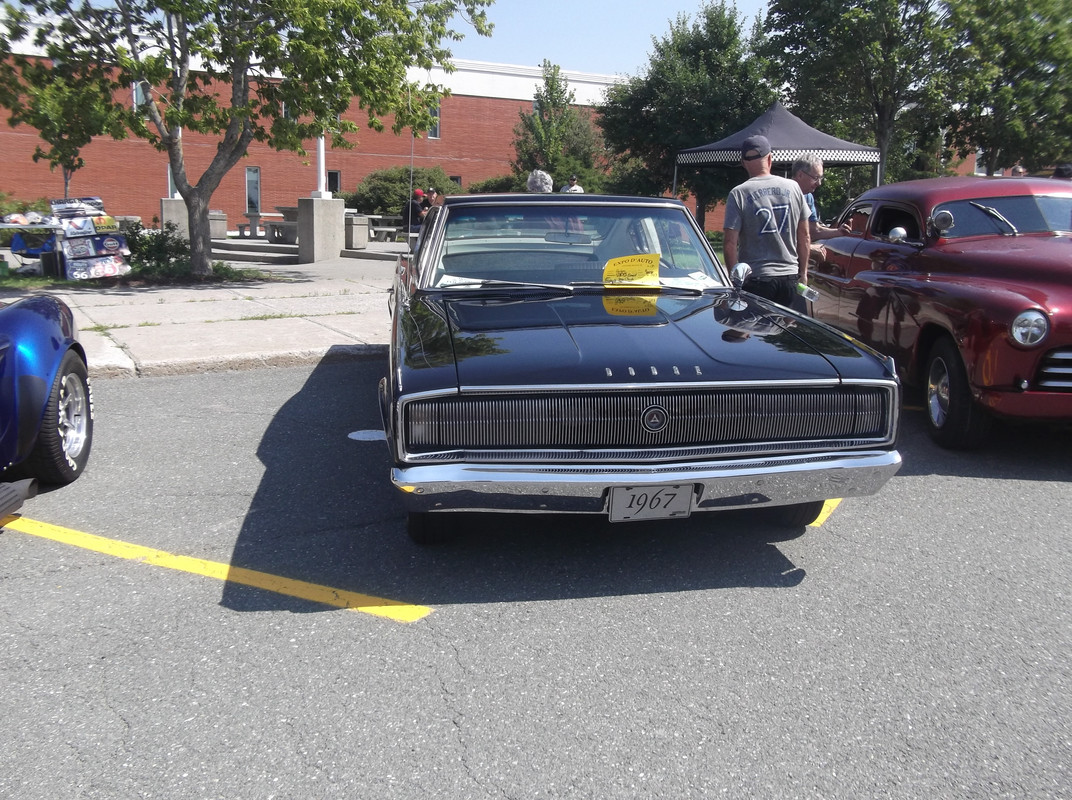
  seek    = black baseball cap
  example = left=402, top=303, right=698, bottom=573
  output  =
left=742, top=135, right=772, bottom=161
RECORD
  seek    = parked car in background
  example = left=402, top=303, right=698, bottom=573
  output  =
left=1, top=295, right=93, bottom=518
left=807, top=176, right=1072, bottom=448
left=380, top=193, right=901, bottom=543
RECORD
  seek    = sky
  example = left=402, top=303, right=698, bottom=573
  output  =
left=449, top=0, right=769, bottom=77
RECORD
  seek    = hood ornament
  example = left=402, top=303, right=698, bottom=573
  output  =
left=728, top=262, right=752, bottom=311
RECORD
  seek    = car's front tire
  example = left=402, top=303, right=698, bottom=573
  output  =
left=925, top=338, right=990, bottom=449
left=23, top=350, right=94, bottom=484
left=772, top=500, right=825, bottom=527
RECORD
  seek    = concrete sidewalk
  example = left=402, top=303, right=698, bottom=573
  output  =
left=1, top=244, right=404, bottom=379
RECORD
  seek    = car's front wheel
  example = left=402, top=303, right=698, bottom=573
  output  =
left=925, top=338, right=990, bottom=449
left=23, top=350, right=94, bottom=484
left=772, top=500, right=825, bottom=528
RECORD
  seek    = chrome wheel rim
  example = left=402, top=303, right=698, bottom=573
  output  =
left=926, top=357, right=950, bottom=429
left=57, top=373, right=89, bottom=461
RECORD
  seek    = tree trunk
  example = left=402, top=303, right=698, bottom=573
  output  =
left=694, top=191, right=708, bottom=231
left=186, top=189, right=212, bottom=276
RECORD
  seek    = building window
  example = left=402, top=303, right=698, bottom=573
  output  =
left=450, top=175, right=462, bottom=188
left=246, top=167, right=261, bottom=213
left=132, top=80, right=151, bottom=116
left=428, top=104, right=440, bottom=139
left=327, top=170, right=341, bottom=193
left=974, top=150, right=989, bottom=176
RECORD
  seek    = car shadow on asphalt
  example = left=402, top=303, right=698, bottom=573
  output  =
left=221, top=354, right=1072, bottom=614
left=895, top=387, right=1072, bottom=482
left=219, top=352, right=810, bottom=614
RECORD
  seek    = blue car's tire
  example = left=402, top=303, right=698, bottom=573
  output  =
left=23, top=350, right=93, bottom=485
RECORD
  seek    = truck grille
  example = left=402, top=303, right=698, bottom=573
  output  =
left=402, top=385, right=896, bottom=461
left=1037, top=349, right=1072, bottom=390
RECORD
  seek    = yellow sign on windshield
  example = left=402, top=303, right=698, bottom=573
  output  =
left=602, top=253, right=660, bottom=287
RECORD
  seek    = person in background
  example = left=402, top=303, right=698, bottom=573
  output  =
left=723, top=135, right=810, bottom=307
left=1052, top=164, right=1072, bottom=179
left=1011, top=165, right=1027, bottom=177
left=401, top=189, right=426, bottom=233
left=561, top=174, right=584, bottom=193
left=527, top=170, right=553, bottom=193
left=426, top=187, right=444, bottom=207
left=790, top=153, right=850, bottom=260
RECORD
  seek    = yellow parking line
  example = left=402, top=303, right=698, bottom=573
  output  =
left=810, top=498, right=842, bottom=526
left=1, top=516, right=432, bottom=623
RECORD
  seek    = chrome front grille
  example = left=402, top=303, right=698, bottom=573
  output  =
left=1037, top=348, right=1072, bottom=390
left=402, top=385, right=895, bottom=461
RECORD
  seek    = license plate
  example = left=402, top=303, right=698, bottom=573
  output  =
left=609, top=484, right=692, bottom=522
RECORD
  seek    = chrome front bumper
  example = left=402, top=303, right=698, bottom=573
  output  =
left=391, top=450, right=902, bottom=515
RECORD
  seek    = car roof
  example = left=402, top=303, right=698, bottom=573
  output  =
left=442, top=193, right=690, bottom=210
left=858, top=176, right=1072, bottom=209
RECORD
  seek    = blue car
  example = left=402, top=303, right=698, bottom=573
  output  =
left=0, top=295, right=93, bottom=517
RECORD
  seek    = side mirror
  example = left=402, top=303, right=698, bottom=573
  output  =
left=730, top=262, right=752, bottom=289
left=929, top=209, right=954, bottom=236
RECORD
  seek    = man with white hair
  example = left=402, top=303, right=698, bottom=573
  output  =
left=527, top=170, right=553, bottom=193
left=791, top=153, right=850, bottom=258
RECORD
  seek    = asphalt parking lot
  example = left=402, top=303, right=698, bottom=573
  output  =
left=2, top=360, right=1069, bottom=799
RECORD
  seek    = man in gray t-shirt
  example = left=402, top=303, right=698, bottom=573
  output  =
left=723, top=134, right=810, bottom=307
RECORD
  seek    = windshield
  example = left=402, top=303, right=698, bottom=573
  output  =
left=425, top=204, right=725, bottom=290
left=933, top=194, right=1072, bottom=237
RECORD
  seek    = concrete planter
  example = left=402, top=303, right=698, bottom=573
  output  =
left=208, top=211, right=228, bottom=239
left=346, top=215, right=369, bottom=249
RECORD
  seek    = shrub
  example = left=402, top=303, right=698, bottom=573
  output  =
left=123, top=220, right=193, bottom=280
left=344, top=166, right=460, bottom=214
left=466, top=174, right=524, bottom=194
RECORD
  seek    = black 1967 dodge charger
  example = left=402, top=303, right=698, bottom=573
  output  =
left=379, top=194, right=901, bottom=543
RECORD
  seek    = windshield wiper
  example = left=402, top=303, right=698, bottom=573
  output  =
left=432, top=278, right=574, bottom=293
left=567, top=279, right=714, bottom=295
left=969, top=201, right=1020, bottom=235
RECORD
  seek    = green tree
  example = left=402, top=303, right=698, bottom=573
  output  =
left=942, top=0, right=1072, bottom=173
left=513, top=60, right=604, bottom=191
left=764, top=0, right=950, bottom=184
left=597, top=2, right=775, bottom=227
left=0, top=0, right=491, bottom=275
left=0, top=54, right=127, bottom=198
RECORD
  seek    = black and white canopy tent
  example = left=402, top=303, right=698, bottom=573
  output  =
left=674, top=102, right=880, bottom=190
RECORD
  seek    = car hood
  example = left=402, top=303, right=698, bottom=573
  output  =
left=399, top=291, right=885, bottom=393
left=932, top=235, right=1072, bottom=281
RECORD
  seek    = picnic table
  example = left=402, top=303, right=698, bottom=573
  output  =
left=238, top=211, right=283, bottom=238
left=267, top=206, right=299, bottom=243
left=370, top=214, right=404, bottom=242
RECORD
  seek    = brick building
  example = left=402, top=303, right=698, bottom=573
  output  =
left=0, top=60, right=620, bottom=228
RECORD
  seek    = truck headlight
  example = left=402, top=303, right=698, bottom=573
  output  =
left=1010, top=310, right=1048, bottom=346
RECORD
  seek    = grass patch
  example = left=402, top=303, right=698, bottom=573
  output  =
left=0, top=273, right=61, bottom=291
left=0, top=260, right=280, bottom=291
